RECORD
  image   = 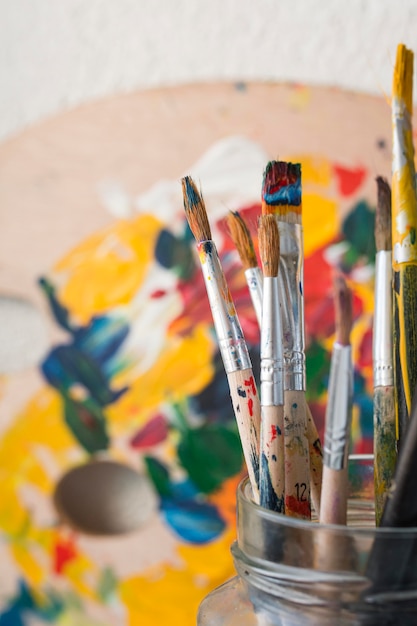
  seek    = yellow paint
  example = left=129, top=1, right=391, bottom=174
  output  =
left=288, top=155, right=332, bottom=188
left=302, top=193, right=338, bottom=257
left=64, top=553, right=99, bottom=600
left=288, top=85, right=311, bottom=111
left=391, top=46, right=417, bottom=267
left=392, top=44, right=413, bottom=113
left=392, top=165, right=417, bottom=267
left=11, top=541, right=45, bottom=586
left=55, top=214, right=163, bottom=323
left=107, top=325, right=214, bottom=424
left=120, top=528, right=235, bottom=626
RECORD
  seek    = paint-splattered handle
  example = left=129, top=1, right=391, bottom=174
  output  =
left=284, top=389, right=311, bottom=519
left=227, top=368, right=261, bottom=503
left=374, top=385, right=397, bottom=526
left=306, top=401, right=323, bottom=517
left=259, top=404, right=285, bottom=513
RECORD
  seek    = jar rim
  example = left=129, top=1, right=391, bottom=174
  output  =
left=237, top=475, right=417, bottom=538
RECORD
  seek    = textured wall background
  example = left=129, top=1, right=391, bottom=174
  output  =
left=1, top=0, right=416, bottom=141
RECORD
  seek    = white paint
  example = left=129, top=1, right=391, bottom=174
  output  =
left=396, top=208, right=410, bottom=235
left=1, top=0, right=417, bottom=142
left=136, top=135, right=268, bottom=242
left=392, top=97, right=412, bottom=174
left=0, top=295, right=48, bottom=373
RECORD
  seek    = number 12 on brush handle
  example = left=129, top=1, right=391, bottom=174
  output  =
left=284, top=389, right=311, bottom=519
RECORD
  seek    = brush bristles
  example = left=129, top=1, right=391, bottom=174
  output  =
left=261, top=160, right=302, bottom=223
left=227, top=211, right=258, bottom=270
left=375, top=176, right=392, bottom=252
left=258, top=214, right=280, bottom=277
left=181, top=176, right=212, bottom=243
left=393, top=44, right=414, bottom=114
left=334, top=274, right=353, bottom=346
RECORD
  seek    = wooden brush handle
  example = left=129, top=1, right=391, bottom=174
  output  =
left=305, top=401, right=323, bottom=517
left=227, top=368, right=261, bottom=502
left=373, top=385, right=397, bottom=525
left=283, top=389, right=311, bottom=519
left=319, top=465, right=348, bottom=525
left=259, top=404, right=285, bottom=512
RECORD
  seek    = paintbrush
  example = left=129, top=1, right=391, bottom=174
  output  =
left=258, top=214, right=285, bottom=513
left=319, top=274, right=353, bottom=526
left=181, top=176, right=261, bottom=501
left=262, top=161, right=312, bottom=519
left=391, top=43, right=417, bottom=445
left=373, top=176, right=397, bottom=526
left=227, top=210, right=263, bottom=328
left=365, top=381, right=417, bottom=594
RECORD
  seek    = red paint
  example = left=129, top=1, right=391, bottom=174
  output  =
left=130, top=413, right=168, bottom=449
left=285, top=495, right=311, bottom=518
left=248, top=398, right=254, bottom=417
left=244, top=376, right=257, bottom=396
left=357, top=327, right=373, bottom=371
left=78, top=407, right=98, bottom=430
left=53, top=535, right=78, bottom=574
left=304, top=246, right=364, bottom=341
left=270, top=424, right=278, bottom=441
left=150, top=289, right=167, bottom=299
left=168, top=218, right=261, bottom=344
left=333, top=164, right=367, bottom=197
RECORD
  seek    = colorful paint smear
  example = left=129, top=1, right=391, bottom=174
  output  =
left=0, top=138, right=376, bottom=625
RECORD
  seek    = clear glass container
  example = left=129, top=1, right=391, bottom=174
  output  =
left=198, top=456, right=417, bottom=625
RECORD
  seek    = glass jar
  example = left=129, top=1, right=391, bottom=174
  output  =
left=198, top=455, right=417, bottom=625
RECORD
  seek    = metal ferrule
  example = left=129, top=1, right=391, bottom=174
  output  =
left=199, top=241, right=252, bottom=373
left=277, top=222, right=305, bottom=391
left=244, top=266, right=263, bottom=328
left=260, top=277, right=284, bottom=406
left=373, top=250, right=394, bottom=387
left=323, top=344, right=353, bottom=470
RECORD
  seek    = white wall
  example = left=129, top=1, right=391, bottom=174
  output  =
left=1, top=0, right=416, bottom=141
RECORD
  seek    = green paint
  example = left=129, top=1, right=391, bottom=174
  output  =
left=374, top=386, right=397, bottom=525
left=97, top=567, right=118, bottom=602
left=305, top=340, right=331, bottom=401
left=144, top=456, right=172, bottom=497
left=63, top=394, right=109, bottom=454
left=411, top=227, right=416, bottom=245
left=177, top=423, right=243, bottom=494
left=342, top=200, right=376, bottom=263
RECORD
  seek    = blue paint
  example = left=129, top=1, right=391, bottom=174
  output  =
left=201, top=240, right=214, bottom=254
left=237, top=387, right=247, bottom=398
left=263, top=180, right=301, bottom=206
left=39, top=277, right=78, bottom=334
left=41, top=346, right=127, bottom=407
left=154, top=228, right=195, bottom=280
left=160, top=479, right=225, bottom=544
left=262, top=161, right=302, bottom=206
left=73, top=315, right=130, bottom=370
left=259, top=453, right=284, bottom=513
left=0, top=580, right=62, bottom=625
left=183, top=176, right=202, bottom=210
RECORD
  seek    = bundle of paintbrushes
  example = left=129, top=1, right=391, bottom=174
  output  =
left=182, top=42, right=417, bottom=569
left=182, top=163, right=321, bottom=521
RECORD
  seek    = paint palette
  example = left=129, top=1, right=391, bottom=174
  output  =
left=0, top=82, right=400, bottom=624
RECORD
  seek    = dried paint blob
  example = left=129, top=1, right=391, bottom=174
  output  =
left=0, top=295, right=48, bottom=373
left=54, top=459, right=158, bottom=535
